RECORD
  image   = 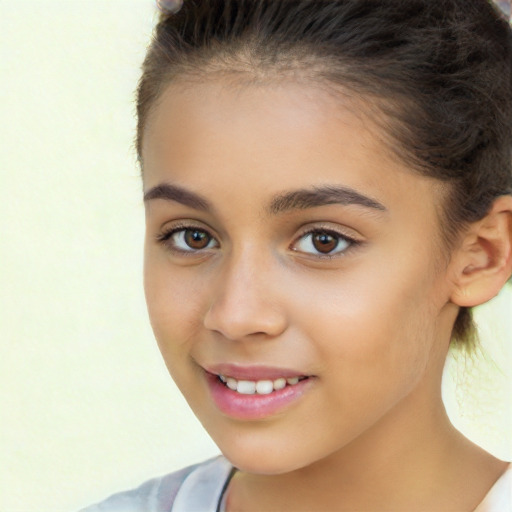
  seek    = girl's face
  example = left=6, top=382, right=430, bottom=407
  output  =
left=142, top=80, right=459, bottom=474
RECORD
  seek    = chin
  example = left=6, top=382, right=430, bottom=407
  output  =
left=218, top=440, right=313, bottom=475
left=225, top=454, right=299, bottom=475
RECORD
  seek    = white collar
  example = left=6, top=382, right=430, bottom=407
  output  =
left=171, top=456, right=233, bottom=512
left=474, top=463, right=512, bottom=512
left=171, top=457, right=511, bottom=512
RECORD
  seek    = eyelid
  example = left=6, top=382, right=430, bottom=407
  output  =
left=290, top=224, right=362, bottom=258
left=156, top=221, right=220, bottom=255
left=294, top=222, right=361, bottom=242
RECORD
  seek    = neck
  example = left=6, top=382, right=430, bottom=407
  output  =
left=226, top=377, right=507, bottom=512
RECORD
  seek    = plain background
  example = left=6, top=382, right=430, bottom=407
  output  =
left=1, top=2, right=511, bottom=511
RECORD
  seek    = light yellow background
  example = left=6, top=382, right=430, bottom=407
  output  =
left=1, top=2, right=510, bottom=511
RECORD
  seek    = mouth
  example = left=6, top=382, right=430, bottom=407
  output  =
left=216, top=373, right=309, bottom=395
left=203, top=365, right=314, bottom=420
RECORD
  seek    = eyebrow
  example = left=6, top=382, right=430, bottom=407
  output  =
left=268, top=185, right=387, bottom=214
left=143, top=183, right=212, bottom=211
left=143, top=183, right=387, bottom=215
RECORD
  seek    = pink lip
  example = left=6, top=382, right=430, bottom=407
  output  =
left=204, top=367, right=314, bottom=420
left=206, top=363, right=307, bottom=381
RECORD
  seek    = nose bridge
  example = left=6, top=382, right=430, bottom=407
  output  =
left=204, top=243, right=286, bottom=340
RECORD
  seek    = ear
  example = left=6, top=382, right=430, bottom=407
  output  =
left=450, top=195, right=512, bottom=308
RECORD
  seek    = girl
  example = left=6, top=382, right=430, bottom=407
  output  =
left=83, top=0, right=512, bottom=510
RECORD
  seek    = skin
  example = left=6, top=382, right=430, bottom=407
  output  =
left=142, top=80, right=509, bottom=511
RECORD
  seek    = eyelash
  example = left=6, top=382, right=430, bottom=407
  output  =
left=293, top=228, right=359, bottom=259
left=156, top=224, right=218, bottom=256
left=156, top=224, right=360, bottom=258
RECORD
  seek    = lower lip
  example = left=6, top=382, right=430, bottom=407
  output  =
left=205, top=372, right=313, bottom=420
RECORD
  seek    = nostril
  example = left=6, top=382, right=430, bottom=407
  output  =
left=203, top=302, right=287, bottom=341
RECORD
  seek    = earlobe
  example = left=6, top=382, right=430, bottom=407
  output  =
left=450, top=195, right=512, bottom=308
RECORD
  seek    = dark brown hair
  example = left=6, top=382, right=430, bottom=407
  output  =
left=136, top=0, right=512, bottom=348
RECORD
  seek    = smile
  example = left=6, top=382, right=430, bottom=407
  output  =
left=205, top=368, right=314, bottom=420
left=218, top=374, right=308, bottom=395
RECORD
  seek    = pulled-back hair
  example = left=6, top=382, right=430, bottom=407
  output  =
left=136, top=0, right=512, bottom=348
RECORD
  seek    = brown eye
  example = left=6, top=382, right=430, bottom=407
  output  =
left=184, top=229, right=211, bottom=249
left=293, top=229, right=352, bottom=256
left=160, top=227, right=218, bottom=253
left=311, top=232, right=338, bottom=253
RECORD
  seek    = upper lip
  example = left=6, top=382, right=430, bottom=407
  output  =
left=205, top=363, right=309, bottom=381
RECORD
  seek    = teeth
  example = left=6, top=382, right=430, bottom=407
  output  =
left=273, top=378, right=286, bottom=390
left=218, top=374, right=305, bottom=394
left=237, top=380, right=256, bottom=394
left=255, top=380, right=274, bottom=395
left=226, top=377, right=238, bottom=391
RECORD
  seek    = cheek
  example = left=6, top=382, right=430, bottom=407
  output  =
left=291, top=252, right=440, bottom=395
left=143, top=246, right=204, bottom=360
left=143, top=249, right=213, bottom=412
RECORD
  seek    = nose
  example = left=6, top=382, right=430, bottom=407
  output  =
left=203, top=250, right=287, bottom=341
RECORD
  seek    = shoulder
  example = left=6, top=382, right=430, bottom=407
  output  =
left=474, top=463, right=512, bottom=512
left=78, top=455, right=233, bottom=512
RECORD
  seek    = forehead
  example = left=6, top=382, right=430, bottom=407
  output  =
left=141, top=79, right=443, bottom=223
left=143, top=78, right=383, bottom=165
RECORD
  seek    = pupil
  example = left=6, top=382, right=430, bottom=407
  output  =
left=185, top=229, right=209, bottom=249
left=312, top=232, right=337, bottom=253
